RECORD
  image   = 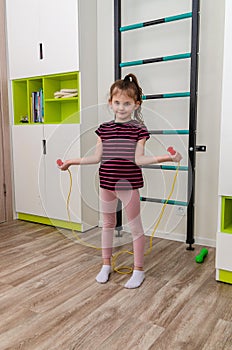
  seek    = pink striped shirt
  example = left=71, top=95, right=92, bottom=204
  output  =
left=95, top=120, right=150, bottom=190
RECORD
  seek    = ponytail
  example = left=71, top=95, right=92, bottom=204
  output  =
left=123, top=74, right=143, bottom=123
left=109, top=73, right=144, bottom=124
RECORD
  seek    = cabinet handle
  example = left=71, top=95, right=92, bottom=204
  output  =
left=42, top=139, right=46, bottom=155
left=39, top=43, right=43, bottom=60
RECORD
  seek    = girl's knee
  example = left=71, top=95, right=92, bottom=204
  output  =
left=103, top=220, right=116, bottom=229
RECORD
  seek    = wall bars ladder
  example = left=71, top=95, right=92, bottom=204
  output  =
left=114, top=0, right=203, bottom=250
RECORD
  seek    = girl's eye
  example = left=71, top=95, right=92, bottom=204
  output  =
left=124, top=102, right=131, bottom=107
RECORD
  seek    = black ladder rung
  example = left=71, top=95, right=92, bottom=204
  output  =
left=120, top=12, right=192, bottom=32
left=140, top=197, right=188, bottom=206
left=149, top=129, right=189, bottom=135
left=120, top=53, right=191, bottom=68
left=142, top=165, right=188, bottom=171
left=142, top=92, right=190, bottom=100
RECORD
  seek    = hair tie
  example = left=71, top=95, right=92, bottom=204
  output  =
left=124, top=75, right=133, bottom=83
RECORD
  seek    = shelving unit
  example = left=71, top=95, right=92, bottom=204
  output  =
left=216, top=0, right=232, bottom=285
left=7, top=0, right=99, bottom=232
left=221, top=197, right=232, bottom=233
left=12, top=72, right=79, bottom=125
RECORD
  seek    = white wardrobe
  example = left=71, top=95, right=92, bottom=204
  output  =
left=6, top=0, right=99, bottom=231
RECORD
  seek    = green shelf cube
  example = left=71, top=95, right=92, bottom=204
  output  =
left=43, top=72, right=78, bottom=100
left=12, top=80, right=28, bottom=124
left=12, top=72, right=80, bottom=125
left=221, top=196, right=232, bottom=233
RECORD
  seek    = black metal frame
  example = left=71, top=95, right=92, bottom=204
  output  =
left=114, top=0, right=121, bottom=81
left=186, top=0, right=200, bottom=250
left=114, top=0, right=200, bottom=248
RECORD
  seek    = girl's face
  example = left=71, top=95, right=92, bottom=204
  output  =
left=109, top=90, right=140, bottom=123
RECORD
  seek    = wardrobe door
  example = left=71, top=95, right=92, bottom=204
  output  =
left=6, top=0, right=40, bottom=79
left=43, top=124, right=81, bottom=223
left=38, top=0, right=79, bottom=76
left=12, top=125, right=46, bottom=216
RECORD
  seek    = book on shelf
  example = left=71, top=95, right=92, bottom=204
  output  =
left=31, top=89, right=44, bottom=123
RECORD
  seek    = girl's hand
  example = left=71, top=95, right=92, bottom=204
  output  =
left=57, top=160, right=71, bottom=171
left=171, top=152, right=182, bottom=163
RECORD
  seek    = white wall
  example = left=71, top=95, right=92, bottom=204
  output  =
left=195, top=0, right=225, bottom=246
left=97, top=0, right=225, bottom=247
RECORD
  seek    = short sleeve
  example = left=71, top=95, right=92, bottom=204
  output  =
left=138, top=124, right=150, bottom=141
left=95, top=125, right=102, bottom=138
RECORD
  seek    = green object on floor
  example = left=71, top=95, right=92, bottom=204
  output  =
left=195, top=248, right=208, bottom=263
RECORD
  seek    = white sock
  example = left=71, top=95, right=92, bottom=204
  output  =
left=124, top=270, right=145, bottom=289
left=96, top=265, right=111, bottom=284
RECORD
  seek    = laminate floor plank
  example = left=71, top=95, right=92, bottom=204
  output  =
left=0, top=220, right=231, bottom=350
left=202, top=319, right=232, bottom=350
left=99, top=317, right=164, bottom=350
left=149, top=273, right=230, bottom=350
left=137, top=248, right=216, bottom=327
left=20, top=255, right=101, bottom=314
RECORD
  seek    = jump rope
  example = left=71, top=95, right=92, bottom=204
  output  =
left=57, top=146, right=180, bottom=275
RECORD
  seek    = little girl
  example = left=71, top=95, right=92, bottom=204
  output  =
left=59, top=73, right=182, bottom=289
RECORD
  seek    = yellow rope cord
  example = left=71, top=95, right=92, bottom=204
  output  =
left=145, top=162, right=180, bottom=256
left=65, top=164, right=180, bottom=274
left=66, top=169, right=101, bottom=250
left=111, top=162, right=180, bottom=274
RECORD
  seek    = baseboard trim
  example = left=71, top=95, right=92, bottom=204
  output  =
left=17, top=212, right=82, bottom=231
left=216, top=269, right=232, bottom=284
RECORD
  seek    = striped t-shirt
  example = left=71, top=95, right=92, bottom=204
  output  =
left=95, top=120, right=150, bottom=190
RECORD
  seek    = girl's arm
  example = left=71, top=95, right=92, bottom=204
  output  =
left=59, top=136, right=103, bottom=170
left=135, top=138, right=182, bottom=166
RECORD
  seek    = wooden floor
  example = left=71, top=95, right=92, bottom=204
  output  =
left=0, top=220, right=231, bottom=350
